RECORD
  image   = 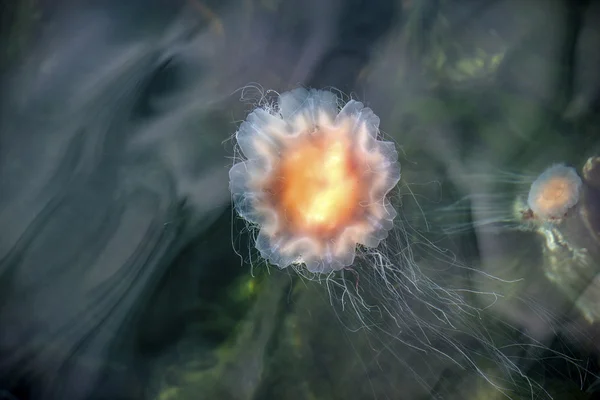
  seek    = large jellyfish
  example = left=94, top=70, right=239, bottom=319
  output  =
left=229, top=88, right=400, bottom=273
left=228, top=87, right=571, bottom=399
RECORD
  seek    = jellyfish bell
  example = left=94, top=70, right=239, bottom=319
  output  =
left=229, top=88, right=400, bottom=273
left=525, top=163, right=583, bottom=222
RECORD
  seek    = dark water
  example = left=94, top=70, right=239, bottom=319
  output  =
left=1, top=0, right=600, bottom=399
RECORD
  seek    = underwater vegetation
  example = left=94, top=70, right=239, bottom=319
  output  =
left=1, top=0, right=600, bottom=400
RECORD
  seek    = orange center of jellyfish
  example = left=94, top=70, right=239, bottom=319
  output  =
left=271, top=131, right=363, bottom=235
left=533, top=176, right=571, bottom=213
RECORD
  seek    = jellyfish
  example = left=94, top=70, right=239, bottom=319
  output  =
left=517, top=161, right=600, bottom=324
left=523, top=163, right=583, bottom=222
left=227, top=88, right=567, bottom=398
left=428, top=163, right=585, bottom=235
left=229, top=88, right=400, bottom=273
left=427, top=160, right=590, bottom=276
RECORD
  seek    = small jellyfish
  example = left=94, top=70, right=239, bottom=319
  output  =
left=526, top=163, right=583, bottom=222
left=516, top=162, right=600, bottom=324
left=229, top=88, right=400, bottom=273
